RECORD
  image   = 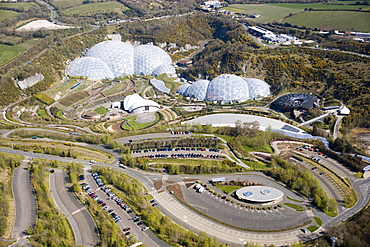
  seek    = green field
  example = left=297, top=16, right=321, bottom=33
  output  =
left=215, top=185, right=243, bottom=194
left=121, top=112, right=160, bottom=131
left=94, top=106, right=109, bottom=115
left=0, top=2, right=36, bottom=10
left=63, top=2, right=127, bottom=15
left=225, top=3, right=370, bottom=23
left=284, top=11, right=370, bottom=32
left=0, top=44, right=26, bottom=67
left=53, top=0, right=85, bottom=8
left=0, top=9, right=19, bottom=22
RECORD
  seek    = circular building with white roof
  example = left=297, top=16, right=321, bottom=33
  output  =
left=235, top=186, right=284, bottom=203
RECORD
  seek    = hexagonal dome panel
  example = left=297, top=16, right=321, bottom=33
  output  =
left=134, top=44, right=172, bottom=75
left=185, top=80, right=210, bottom=100
left=245, top=78, right=270, bottom=99
left=67, top=57, right=114, bottom=80
left=86, top=40, right=134, bottom=78
left=205, top=74, right=249, bottom=103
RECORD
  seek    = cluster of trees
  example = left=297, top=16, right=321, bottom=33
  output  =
left=316, top=142, right=365, bottom=172
left=13, top=144, right=79, bottom=158
left=267, top=156, right=338, bottom=214
left=28, top=161, right=75, bottom=246
left=151, top=159, right=243, bottom=175
left=128, top=137, right=220, bottom=150
left=93, top=166, right=231, bottom=247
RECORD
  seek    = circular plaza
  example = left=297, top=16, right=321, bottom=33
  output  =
left=235, top=186, right=284, bottom=204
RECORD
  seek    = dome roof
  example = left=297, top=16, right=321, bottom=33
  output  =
left=67, top=41, right=174, bottom=80
left=177, top=84, right=191, bottom=95
left=86, top=40, right=134, bottom=78
left=185, top=80, right=210, bottom=100
left=67, top=57, right=114, bottom=80
left=152, top=63, right=176, bottom=77
left=206, top=74, right=249, bottom=103
left=134, top=44, right=172, bottom=76
left=245, top=78, right=270, bottom=99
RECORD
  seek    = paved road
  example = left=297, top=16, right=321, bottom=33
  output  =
left=11, top=157, right=37, bottom=240
left=50, top=171, right=99, bottom=246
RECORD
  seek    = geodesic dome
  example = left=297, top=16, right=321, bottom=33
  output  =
left=86, top=40, right=134, bottom=78
left=67, top=41, right=175, bottom=80
left=206, top=74, right=249, bottom=103
left=185, top=80, right=210, bottom=101
left=177, top=84, right=191, bottom=95
left=134, top=44, right=172, bottom=76
left=67, top=57, right=114, bottom=80
left=152, top=64, right=176, bottom=77
left=245, top=78, right=270, bottom=99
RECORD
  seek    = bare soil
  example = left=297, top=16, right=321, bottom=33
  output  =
left=154, top=180, right=163, bottom=190
left=349, top=128, right=370, bottom=155
left=166, top=184, right=185, bottom=202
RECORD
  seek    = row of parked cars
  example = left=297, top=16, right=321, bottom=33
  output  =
left=133, top=147, right=220, bottom=153
left=139, top=153, right=221, bottom=159
left=89, top=172, right=151, bottom=236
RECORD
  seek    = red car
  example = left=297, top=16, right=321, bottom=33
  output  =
left=123, top=227, right=130, bottom=232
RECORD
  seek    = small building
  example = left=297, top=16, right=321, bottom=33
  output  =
left=338, top=106, right=350, bottom=115
left=111, top=102, right=121, bottom=109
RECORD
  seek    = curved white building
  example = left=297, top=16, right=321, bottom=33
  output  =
left=67, top=41, right=175, bottom=80
left=235, top=186, right=284, bottom=203
left=123, top=94, right=160, bottom=114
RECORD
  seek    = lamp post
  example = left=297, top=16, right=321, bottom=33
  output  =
left=331, top=236, right=337, bottom=247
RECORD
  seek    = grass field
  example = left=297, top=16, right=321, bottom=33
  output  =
left=121, top=112, right=160, bottom=131
left=225, top=3, right=369, bottom=23
left=53, top=0, right=85, bottom=8
left=0, top=44, right=26, bottom=67
left=284, top=11, right=370, bottom=32
left=0, top=2, right=36, bottom=10
left=0, top=9, right=19, bottom=22
left=63, top=2, right=127, bottom=15
left=94, top=106, right=109, bottom=115
left=283, top=202, right=305, bottom=211
left=215, top=185, right=243, bottom=194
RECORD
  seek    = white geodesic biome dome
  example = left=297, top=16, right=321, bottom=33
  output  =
left=67, top=57, right=114, bottom=80
left=176, top=74, right=270, bottom=103
left=67, top=41, right=175, bottom=80
left=245, top=78, right=270, bottom=99
left=183, top=79, right=210, bottom=101
left=206, top=74, right=249, bottom=103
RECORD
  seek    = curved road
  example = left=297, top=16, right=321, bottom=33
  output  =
left=50, top=170, right=99, bottom=246
left=11, top=157, right=37, bottom=245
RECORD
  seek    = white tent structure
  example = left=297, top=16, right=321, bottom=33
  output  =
left=123, top=94, right=160, bottom=114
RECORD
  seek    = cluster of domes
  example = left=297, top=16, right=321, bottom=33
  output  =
left=177, top=74, right=270, bottom=103
left=67, top=41, right=176, bottom=80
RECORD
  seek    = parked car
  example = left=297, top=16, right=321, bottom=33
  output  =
left=123, top=227, right=130, bottom=232
left=142, top=226, right=149, bottom=231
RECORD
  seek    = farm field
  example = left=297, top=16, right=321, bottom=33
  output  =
left=284, top=11, right=370, bottom=32
left=224, top=3, right=369, bottom=23
left=62, top=1, right=127, bottom=15
left=59, top=91, right=89, bottom=107
left=0, top=44, right=26, bottom=67
left=0, top=2, right=36, bottom=10
left=0, top=9, right=19, bottom=22
left=53, top=0, right=85, bottom=8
